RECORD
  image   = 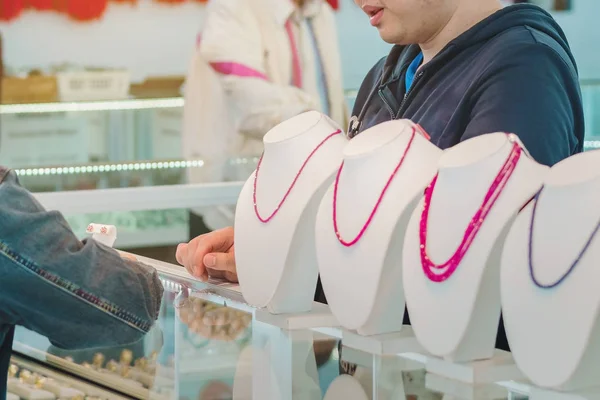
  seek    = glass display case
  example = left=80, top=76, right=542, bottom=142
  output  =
left=0, top=96, right=259, bottom=253
left=0, top=90, right=367, bottom=254
left=10, top=255, right=530, bottom=400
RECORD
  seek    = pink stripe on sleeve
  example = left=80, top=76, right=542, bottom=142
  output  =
left=210, top=62, right=269, bottom=80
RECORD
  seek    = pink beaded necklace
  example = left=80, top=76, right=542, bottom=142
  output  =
left=333, top=127, right=417, bottom=247
left=420, top=134, right=522, bottom=282
left=253, top=129, right=342, bottom=223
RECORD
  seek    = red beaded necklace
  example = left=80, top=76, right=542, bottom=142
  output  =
left=333, top=127, right=417, bottom=247
left=253, top=129, right=342, bottom=223
left=420, top=134, right=522, bottom=282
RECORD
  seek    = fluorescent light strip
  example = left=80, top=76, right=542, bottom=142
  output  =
left=15, top=160, right=204, bottom=176
left=13, top=157, right=259, bottom=177
left=0, top=97, right=184, bottom=114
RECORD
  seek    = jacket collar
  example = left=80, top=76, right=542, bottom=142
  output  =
left=270, top=0, right=322, bottom=26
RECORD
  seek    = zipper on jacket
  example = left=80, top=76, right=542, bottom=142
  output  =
left=378, top=89, right=396, bottom=119
left=396, top=70, right=425, bottom=119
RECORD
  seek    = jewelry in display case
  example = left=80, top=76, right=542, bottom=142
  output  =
left=176, top=297, right=251, bottom=344
left=8, top=363, right=91, bottom=400
left=66, top=349, right=174, bottom=391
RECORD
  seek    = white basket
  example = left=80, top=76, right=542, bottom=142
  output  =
left=56, top=70, right=130, bottom=102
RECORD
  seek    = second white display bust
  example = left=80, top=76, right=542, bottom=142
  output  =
left=316, top=119, right=441, bottom=336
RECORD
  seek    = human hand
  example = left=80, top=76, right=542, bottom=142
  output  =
left=176, top=227, right=237, bottom=282
left=117, top=251, right=137, bottom=261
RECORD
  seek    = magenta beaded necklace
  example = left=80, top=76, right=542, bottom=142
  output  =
left=420, top=134, right=522, bottom=282
left=333, top=127, right=417, bottom=246
left=253, top=129, right=342, bottom=223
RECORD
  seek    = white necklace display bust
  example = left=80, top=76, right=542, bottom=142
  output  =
left=316, top=120, right=441, bottom=336
left=235, top=111, right=347, bottom=314
left=402, top=132, right=547, bottom=363
left=502, top=150, right=600, bottom=391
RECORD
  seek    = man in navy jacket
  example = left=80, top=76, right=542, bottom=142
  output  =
left=176, top=0, right=584, bottom=350
left=345, top=0, right=582, bottom=351
left=350, top=0, right=582, bottom=166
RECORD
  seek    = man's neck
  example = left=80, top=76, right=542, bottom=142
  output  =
left=293, top=0, right=306, bottom=8
left=419, top=0, right=502, bottom=64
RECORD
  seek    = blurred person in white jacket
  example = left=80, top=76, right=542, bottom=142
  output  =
left=182, top=0, right=348, bottom=235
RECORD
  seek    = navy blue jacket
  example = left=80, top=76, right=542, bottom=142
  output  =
left=349, top=4, right=584, bottom=166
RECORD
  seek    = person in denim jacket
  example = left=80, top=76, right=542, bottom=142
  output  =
left=0, top=166, right=164, bottom=399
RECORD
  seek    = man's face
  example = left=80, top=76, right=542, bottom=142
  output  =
left=355, top=0, right=459, bottom=45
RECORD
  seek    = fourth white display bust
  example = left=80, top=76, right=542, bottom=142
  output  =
left=235, top=111, right=347, bottom=314
left=402, top=132, right=548, bottom=362
left=501, top=150, right=600, bottom=391
left=316, top=120, right=441, bottom=335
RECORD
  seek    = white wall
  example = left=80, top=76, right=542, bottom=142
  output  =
left=0, top=0, right=595, bottom=87
left=0, top=0, right=390, bottom=89
left=0, top=0, right=206, bottom=82
left=334, top=1, right=392, bottom=89
left=553, top=0, right=599, bottom=81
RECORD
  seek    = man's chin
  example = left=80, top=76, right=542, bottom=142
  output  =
left=377, top=28, right=405, bottom=45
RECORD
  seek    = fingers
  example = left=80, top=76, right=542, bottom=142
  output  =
left=117, top=251, right=137, bottom=261
left=176, top=227, right=233, bottom=277
left=204, top=252, right=238, bottom=283
left=205, top=227, right=235, bottom=252
left=224, top=270, right=238, bottom=283
left=178, top=236, right=210, bottom=278
left=190, top=228, right=234, bottom=279
left=175, top=243, right=186, bottom=265
left=206, top=268, right=238, bottom=283
left=176, top=242, right=196, bottom=278
left=176, top=227, right=235, bottom=281
left=204, top=252, right=235, bottom=271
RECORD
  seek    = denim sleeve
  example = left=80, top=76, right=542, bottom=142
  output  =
left=460, top=42, right=583, bottom=166
left=0, top=169, right=164, bottom=349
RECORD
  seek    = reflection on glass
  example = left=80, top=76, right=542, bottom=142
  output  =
left=176, top=297, right=252, bottom=344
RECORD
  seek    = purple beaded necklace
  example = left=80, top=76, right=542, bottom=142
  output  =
left=528, top=187, right=600, bottom=289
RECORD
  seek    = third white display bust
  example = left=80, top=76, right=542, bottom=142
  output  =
left=402, top=132, right=548, bottom=362
left=501, top=150, right=600, bottom=391
left=316, top=120, right=442, bottom=335
left=235, top=111, right=347, bottom=314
